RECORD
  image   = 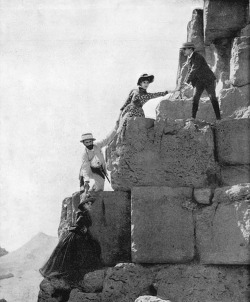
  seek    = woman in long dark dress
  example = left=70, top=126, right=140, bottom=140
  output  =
left=39, top=194, right=101, bottom=281
left=117, top=73, right=169, bottom=133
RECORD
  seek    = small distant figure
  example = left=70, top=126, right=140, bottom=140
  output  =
left=117, top=73, right=169, bottom=133
left=39, top=194, right=102, bottom=281
left=79, top=125, right=118, bottom=192
left=178, top=42, right=221, bottom=120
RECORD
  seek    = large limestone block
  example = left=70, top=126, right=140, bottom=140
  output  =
left=187, top=9, right=204, bottom=53
left=154, top=264, right=250, bottom=302
left=196, top=184, right=250, bottom=264
left=215, top=118, right=250, bottom=165
left=230, top=36, right=250, bottom=86
left=204, top=0, right=248, bottom=44
left=68, top=289, right=101, bottom=302
left=101, top=263, right=158, bottom=302
left=156, top=98, right=218, bottom=123
left=90, top=191, right=131, bottom=265
left=131, top=187, right=194, bottom=263
left=219, top=85, right=250, bottom=118
left=57, top=191, right=131, bottom=266
left=107, top=118, right=219, bottom=190
left=135, top=296, right=172, bottom=302
left=221, top=165, right=250, bottom=186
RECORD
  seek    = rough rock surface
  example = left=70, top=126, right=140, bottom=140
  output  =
left=219, top=85, right=250, bottom=119
left=213, top=38, right=232, bottom=82
left=101, top=263, right=159, bottom=302
left=156, top=98, right=217, bottom=122
left=204, top=0, right=248, bottom=44
left=58, top=191, right=131, bottom=266
left=131, top=187, right=194, bottom=263
left=37, top=278, right=71, bottom=302
left=195, top=184, right=250, bottom=264
left=135, top=296, right=172, bottom=302
left=187, top=9, right=204, bottom=54
left=78, top=269, right=106, bottom=293
left=193, top=188, right=212, bottom=204
left=107, top=118, right=219, bottom=190
left=215, top=118, right=250, bottom=165
left=230, top=36, right=250, bottom=87
left=154, top=264, right=250, bottom=302
left=221, top=165, right=250, bottom=186
left=68, top=289, right=101, bottom=302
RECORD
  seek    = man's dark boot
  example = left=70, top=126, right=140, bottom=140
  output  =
left=211, top=99, right=221, bottom=120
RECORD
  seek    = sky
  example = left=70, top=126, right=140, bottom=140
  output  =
left=0, top=0, right=203, bottom=251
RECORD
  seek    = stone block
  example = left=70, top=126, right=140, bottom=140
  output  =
left=215, top=118, right=250, bottom=165
left=107, top=118, right=219, bottom=190
left=195, top=184, right=250, bottom=264
left=187, top=9, right=204, bottom=53
left=68, top=289, right=101, bottom=302
left=193, top=188, right=212, bottom=204
left=155, top=264, right=250, bottom=302
left=78, top=269, right=106, bottom=293
left=131, top=187, right=194, bottom=263
left=230, top=36, right=250, bottom=86
left=90, top=191, right=131, bottom=266
left=219, top=85, right=250, bottom=119
left=221, top=165, right=250, bottom=186
left=101, top=263, right=158, bottom=302
left=204, top=0, right=248, bottom=44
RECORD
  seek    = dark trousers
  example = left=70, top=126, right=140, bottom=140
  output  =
left=192, top=81, right=221, bottom=120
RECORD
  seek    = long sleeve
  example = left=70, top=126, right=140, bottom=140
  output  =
left=80, top=150, right=91, bottom=182
left=134, top=91, right=168, bottom=106
left=95, top=128, right=117, bottom=149
left=120, top=89, right=138, bottom=111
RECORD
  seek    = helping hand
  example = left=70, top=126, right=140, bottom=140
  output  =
left=84, top=182, right=90, bottom=193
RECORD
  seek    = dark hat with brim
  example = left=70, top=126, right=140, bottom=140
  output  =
left=180, top=42, right=195, bottom=49
left=137, top=73, right=154, bottom=85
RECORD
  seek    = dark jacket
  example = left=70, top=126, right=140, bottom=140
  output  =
left=185, top=52, right=216, bottom=87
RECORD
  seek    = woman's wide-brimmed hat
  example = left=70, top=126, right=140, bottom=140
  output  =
left=137, top=73, right=154, bottom=85
left=80, top=133, right=96, bottom=142
left=78, top=193, right=96, bottom=210
left=180, top=42, right=195, bottom=49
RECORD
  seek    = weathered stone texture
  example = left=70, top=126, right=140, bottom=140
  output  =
left=154, top=264, right=250, bottom=302
left=230, top=36, right=250, bottom=86
left=187, top=9, right=204, bottom=54
left=90, top=191, right=131, bottom=265
left=101, top=263, right=158, bottom=302
left=38, top=278, right=71, bottom=302
left=213, top=38, right=232, bottom=82
left=195, top=184, right=250, bottom=264
left=215, top=118, right=250, bottom=165
left=68, top=289, right=101, bottom=302
left=204, top=0, right=248, bottom=44
left=107, top=118, right=219, bottom=190
left=156, top=98, right=218, bottom=123
left=193, top=188, right=212, bottom=204
left=57, top=191, right=131, bottom=266
left=221, top=165, right=250, bottom=186
left=135, top=296, right=172, bottom=302
left=131, top=187, right=194, bottom=263
left=78, top=269, right=106, bottom=293
left=219, top=85, right=250, bottom=119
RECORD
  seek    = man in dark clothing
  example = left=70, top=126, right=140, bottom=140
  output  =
left=179, top=42, right=221, bottom=120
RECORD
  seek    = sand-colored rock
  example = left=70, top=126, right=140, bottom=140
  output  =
left=204, top=0, right=248, bottom=44
left=68, top=289, right=101, bottom=302
left=215, top=118, right=250, bottom=165
left=131, top=187, right=194, bottom=263
left=219, top=85, right=250, bottom=119
left=107, top=118, right=219, bottom=190
left=230, top=36, right=250, bottom=86
left=187, top=9, right=204, bottom=54
left=78, top=269, right=106, bottom=293
left=193, top=188, right=212, bottom=204
left=135, top=296, right=172, bottom=302
left=195, top=184, right=250, bottom=264
left=221, top=165, right=250, bottom=186
left=154, top=264, right=250, bottom=302
left=101, top=263, right=158, bottom=302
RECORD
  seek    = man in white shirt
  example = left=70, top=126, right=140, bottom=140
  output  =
left=79, top=127, right=117, bottom=192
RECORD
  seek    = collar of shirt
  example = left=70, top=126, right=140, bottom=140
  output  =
left=188, top=51, right=195, bottom=60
